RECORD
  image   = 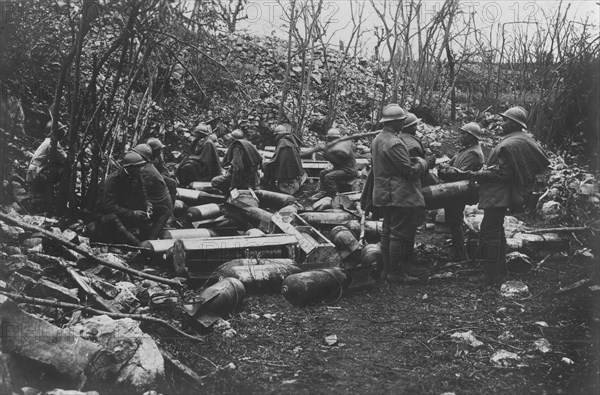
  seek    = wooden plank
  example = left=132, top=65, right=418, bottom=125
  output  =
left=272, top=214, right=318, bottom=255
left=181, top=234, right=298, bottom=250
left=302, top=159, right=369, bottom=170
left=272, top=213, right=340, bottom=269
left=143, top=234, right=297, bottom=254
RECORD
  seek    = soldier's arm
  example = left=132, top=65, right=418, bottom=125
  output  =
left=470, top=149, right=512, bottom=183
left=102, top=178, right=136, bottom=219
left=446, top=153, right=457, bottom=167
left=230, top=146, right=245, bottom=190
left=389, top=143, right=428, bottom=180
left=459, top=152, right=484, bottom=172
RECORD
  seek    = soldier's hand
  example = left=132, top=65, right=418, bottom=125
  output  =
left=316, top=142, right=327, bottom=151
left=426, top=155, right=437, bottom=169
left=468, top=176, right=476, bottom=192
left=132, top=210, right=147, bottom=221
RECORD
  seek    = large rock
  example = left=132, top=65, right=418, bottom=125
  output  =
left=112, top=282, right=140, bottom=312
left=540, top=200, right=562, bottom=219
left=30, top=279, right=79, bottom=304
left=71, top=315, right=165, bottom=392
left=0, top=297, right=164, bottom=393
left=0, top=298, right=103, bottom=390
left=0, top=220, right=25, bottom=241
left=0, top=254, right=42, bottom=277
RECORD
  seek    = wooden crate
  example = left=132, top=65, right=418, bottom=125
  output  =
left=272, top=212, right=341, bottom=269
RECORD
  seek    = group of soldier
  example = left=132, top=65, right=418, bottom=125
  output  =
left=27, top=103, right=549, bottom=286
left=363, top=104, right=549, bottom=285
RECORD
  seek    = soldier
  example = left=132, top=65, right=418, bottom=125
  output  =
left=401, top=113, right=424, bottom=158
left=176, top=124, right=222, bottom=187
left=147, top=137, right=178, bottom=203
left=402, top=112, right=438, bottom=186
left=438, top=122, right=485, bottom=261
left=26, top=121, right=68, bottom=211
left=211, top=129, right=262, bottom=194
left=371, top=104, right=432, bottom=283
left=262, top=124, right=305, bottom=194
left=466, top=107, right=550, bottom=285
left=309, top=128, right=358, bottom=201
left=131, top=144, right=173, bottom=240
left=87, top=151, right=152, bottom=246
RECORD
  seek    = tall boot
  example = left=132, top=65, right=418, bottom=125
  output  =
left=498, top=237, right=507, bottom=277
left=482, top=239, right=503, bottom=284
left=449, top=224, right=468, bottom=262
left=380, top=236, right=391, bottom=281
left=388, top=238, right=419, bottom=284
left=405, top=240, right=431, bottom=278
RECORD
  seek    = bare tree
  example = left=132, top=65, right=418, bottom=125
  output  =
left=317, top=0, right=366, bottom=131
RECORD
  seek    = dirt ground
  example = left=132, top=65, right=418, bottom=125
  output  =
left=152, top=218, right=600, bottom=395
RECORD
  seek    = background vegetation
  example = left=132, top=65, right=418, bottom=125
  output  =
left=0, top=0, right=598, bottom=215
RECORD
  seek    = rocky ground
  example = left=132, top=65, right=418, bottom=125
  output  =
left=1, top=178, right=599, bottom=394
left=1, top=120, right=599, bottom=394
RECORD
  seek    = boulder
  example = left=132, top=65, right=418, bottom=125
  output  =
left=22, top=237, right=43, bottom=249
left=0, top=254, right=42, bottom=277
left=113, top=282, right=140, bottom=312
left=4, top=246, right=22, bottom=255
left=8, top=272, right=37, bottom=293
left=505, top=252, right=533, bottom=273
left=500, top=281, right=530, bottom=298
left=0, top=298, right=103, bottom=390
left=30, top=279, right=79, bottom=304
left=0, top=220, right=25, bottom=241
left=540, top=200, right=561, bottom=219
left=71, top=315, right=165, bottom=392
left=28, top=253, right=72, bottom=275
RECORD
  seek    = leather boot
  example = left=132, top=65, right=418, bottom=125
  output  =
left=380, top=237, right=391, bottom=281
left=482, top=239, right=503, bottom=284
left=498, top=237, right=507, bottom=277
left=404, top=237, right=431, bottom=278
left=388, top=238, right=419, bottom=284
left=449, top=224, right=468, bottom=262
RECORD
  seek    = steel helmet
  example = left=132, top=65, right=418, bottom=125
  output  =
left=273, top=125, right=288, bottom=134
left=193, top=123, right=211, bottom=136
left=131, top=143, right=152, bottom=162
left=231, top=129, right=244, bottom=139
left=379, top=104, right=407, bottom=123
left=326, top=128, right=341, bottom=139
left=403, top=112, right=421, bottom=129
left=147, top=137, right=165, bottom=151
left=500, top=107, right=528, bottom=129
left=459, top=122, right=486, bottom=140
left=122, top=151, right=145, bottom=167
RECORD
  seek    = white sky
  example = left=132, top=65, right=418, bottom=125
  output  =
left=237, top=0, right=600, bottom=57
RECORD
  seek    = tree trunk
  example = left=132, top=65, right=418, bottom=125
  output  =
left=278, top=0, right=296, bottom=124
left=50, top=0, right=97, bottom=214
left=445, top=40, right=456, bottom=121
